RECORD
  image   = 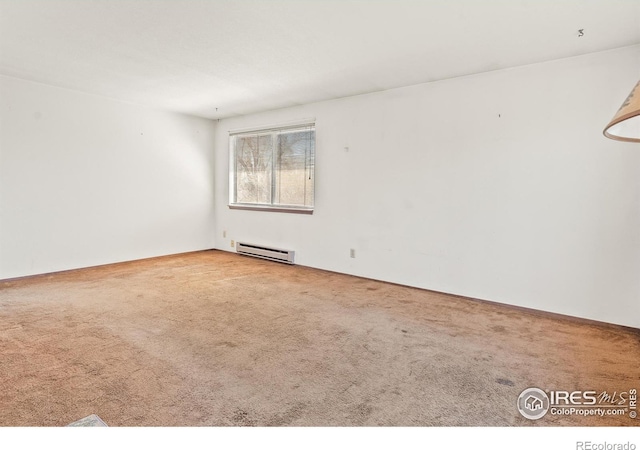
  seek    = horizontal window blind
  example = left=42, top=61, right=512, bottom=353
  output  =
left=229, top=118, right=316, bottom=136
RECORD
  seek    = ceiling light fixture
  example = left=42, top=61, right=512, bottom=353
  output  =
left=603, top=80, right=640, bottom=143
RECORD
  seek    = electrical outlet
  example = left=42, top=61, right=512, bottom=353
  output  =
left=230, top=240, right=235, bottom=248
left=350, top=249, right=356, bottom=258
left=223, top=230, right=227, bottom=238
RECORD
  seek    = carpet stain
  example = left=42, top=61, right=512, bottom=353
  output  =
left=496, top=378, right=515, bottom=387
left=232, top=409, right=254, bottom=426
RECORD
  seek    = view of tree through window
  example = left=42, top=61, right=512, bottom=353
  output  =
left=234, top=133, right=273, bottom=204
left=231, top=124, right=315, bottom=211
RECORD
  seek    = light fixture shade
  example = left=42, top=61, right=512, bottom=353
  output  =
left=603, top=80, right=640, bottom=143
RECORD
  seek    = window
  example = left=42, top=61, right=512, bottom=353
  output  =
left=229, top=122, right=315, bottom=213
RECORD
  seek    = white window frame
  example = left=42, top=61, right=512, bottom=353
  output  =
left=228, top=120, right=315, bottom=214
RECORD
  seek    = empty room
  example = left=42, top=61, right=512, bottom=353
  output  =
left=1, top=0, right=639, bottom=438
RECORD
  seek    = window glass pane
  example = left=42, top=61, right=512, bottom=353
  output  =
left=235, top=134, right=273, bottom=204
left=230, top=123, right=315, bottom=211
left=275, top=129, right=315, bottom=207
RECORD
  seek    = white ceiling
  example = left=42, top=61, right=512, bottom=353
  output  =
left=1, top=0, right=639, bottom=119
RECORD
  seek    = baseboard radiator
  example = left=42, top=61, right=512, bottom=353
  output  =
left=236, top=242, right=295, bottom=265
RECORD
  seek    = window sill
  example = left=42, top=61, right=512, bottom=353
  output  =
left=228, top=204, right=314, bottom=215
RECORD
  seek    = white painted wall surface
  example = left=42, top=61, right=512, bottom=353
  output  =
left=0, top=75, right=216, bottom=279
left=214, top=46, right=640, bottom=329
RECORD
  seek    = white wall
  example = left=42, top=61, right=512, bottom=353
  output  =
left=214, top=45, right=640, bottom=329
left=0, top=75, right=216, bottom=279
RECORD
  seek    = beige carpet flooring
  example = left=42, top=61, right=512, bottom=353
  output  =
left=0, top=250, right=638, bottom=426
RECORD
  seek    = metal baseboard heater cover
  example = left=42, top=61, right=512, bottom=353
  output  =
left=236, top=242, right=295, bottom=264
